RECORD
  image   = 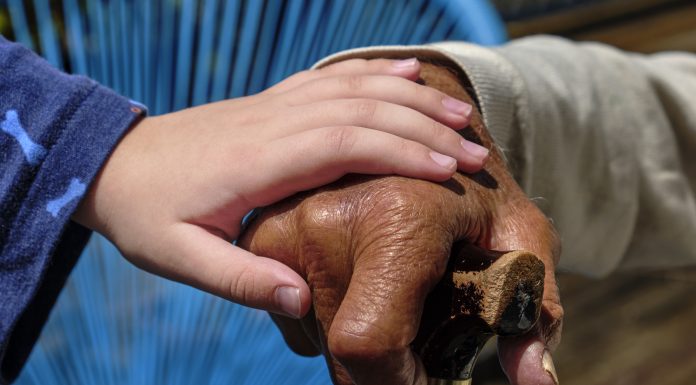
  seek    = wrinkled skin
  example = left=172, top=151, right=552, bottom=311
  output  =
left=239, top=62, right=563, bottom=385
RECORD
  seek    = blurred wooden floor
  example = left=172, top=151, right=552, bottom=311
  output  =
left=506, top=0, right=696, bottom=53
left=474, top=2, right=696, bottom=384
left=554, top=270, right=696, bottom=385
left=474, top=270, right=696, bottom=385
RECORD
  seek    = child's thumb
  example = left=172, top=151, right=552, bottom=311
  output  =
left=164, top=224, right=310, bottom=318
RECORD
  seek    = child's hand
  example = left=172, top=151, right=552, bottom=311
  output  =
left=72, top=58, right=489, bottom=318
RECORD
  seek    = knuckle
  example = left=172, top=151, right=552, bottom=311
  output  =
left=339, top=74, right=364, bottom=92
left=287, top=69, right=314, bottom=84
left=542, top=299, right=564, bottom=350
left=427, top=86, right=447, bottom=103
left=546, top=222, right=562, bottom=261
left=328, top=327, right=392, bottom=363
left=429, top=119, right=450, bottom=140
left=224, top=263, right=256, bottom=306
left=325, top=126, right=359, bottom=156
left=522, top=202, right=563, bottom=263
left=355, top=180, right=444, bottom=236
left=396, top=138, right=414, bottom=158
left=373, top=178, right=436, bottom=210
left=295, top=200, right=350, bottom=240
left=547, top=300, right=564, bottom=322
left=351, top=99, right=378, bottom=123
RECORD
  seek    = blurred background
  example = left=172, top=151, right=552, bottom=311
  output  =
left=1, top=0, right=695, bottom=384
left=478, top=1, right=696, bottom=385
left=496, top=0, right=696, bottom=52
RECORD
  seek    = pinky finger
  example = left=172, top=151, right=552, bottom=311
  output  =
left=238, top=126, right=457, bottom=207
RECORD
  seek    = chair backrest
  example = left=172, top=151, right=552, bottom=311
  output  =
left=2, top=0, right=506, bottom=114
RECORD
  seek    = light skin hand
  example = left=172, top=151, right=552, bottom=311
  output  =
left=71, top=58, right=489, bottom=319
left=238, top=62, right=563, bottom=385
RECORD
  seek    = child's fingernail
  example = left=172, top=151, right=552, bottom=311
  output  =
left=461, top=139, right=489, bottom=161
left=429, top=151, right=457, bottom=171
left=542, top=350, right=560, bottom=385
left=392, top=58, right=418, bottom=68
left=275, top=286, right=301, bottom=318
left=442, top=96, right=472, bottom=117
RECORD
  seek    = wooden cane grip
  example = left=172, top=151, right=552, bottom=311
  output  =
left=451, top=247, right=545, bottom=335
left=413, top=242, right=545, bottom=381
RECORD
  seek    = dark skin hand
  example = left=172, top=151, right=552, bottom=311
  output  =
left=239, top=61, right=563, bottom=385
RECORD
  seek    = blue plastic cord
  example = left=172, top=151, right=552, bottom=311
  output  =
left=141, top=0, right=154, bottom=107
left=316, top=1, right=346, bottom=59
left=286, top=0, right=324, bottom=75
left=6, top=0, right=34, bottom=50
left=334, top=0, right=367, bottom=53
left=32, top=0, right=63, bottom=69
left=191, top=0, right=219, bottom=106
left=350, top=1, right=381, bottom=48
left=106, top=0, right=121, bottom=94
left=428, top=5, right=455, bottom=43
left=129, top=1, right=143, bottom=103
left=173, top=0, right=197, bottom=111
left=210, top=0, right=241, bottom=102
left=93, top=0, right=109, bottom=87
left=155, top=0, right=176, bottom=114
left=228, top=0, right=263, bottom=98
left=61, top=0, right=87, bottom=75
left=445, top=0, right=507, bottom=44
left=266, top=0, right=301, bottom=86
left=409, top=1, right=442, bottom=44
left=247, top=0, right=283, bottom=94
left=118, top=0, right=132, bottom=98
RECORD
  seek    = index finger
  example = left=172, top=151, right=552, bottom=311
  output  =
left=323, top=233, right=452, bottom=385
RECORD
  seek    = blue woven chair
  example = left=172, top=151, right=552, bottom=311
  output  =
left=1, top=1, right=506, bottom=383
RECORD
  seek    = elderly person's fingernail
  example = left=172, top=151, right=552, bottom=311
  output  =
left=442, top=96, right=472, bottom=117
left=276, top=286, right=301, bottom=318
left=542, top=349, right=560, bottom=385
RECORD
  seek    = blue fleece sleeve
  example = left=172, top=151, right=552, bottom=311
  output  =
left=0, top=36, right=145, bottom=383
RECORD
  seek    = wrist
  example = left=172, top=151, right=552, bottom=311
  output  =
left=71, top=115, right=151, bottom=235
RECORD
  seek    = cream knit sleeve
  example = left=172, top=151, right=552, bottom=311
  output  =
left=315, top=36, right=696, bottom=277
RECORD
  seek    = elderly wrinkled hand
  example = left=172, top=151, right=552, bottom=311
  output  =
left=239, top=62, right=563, bottom=385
